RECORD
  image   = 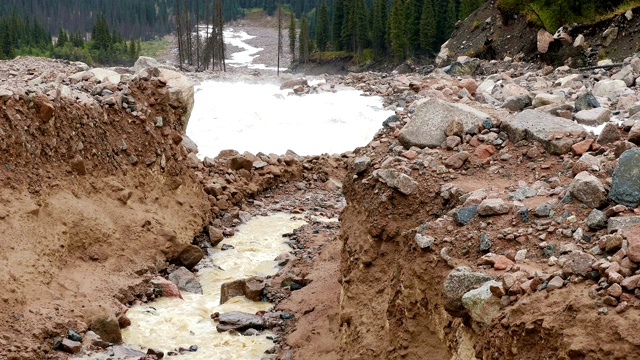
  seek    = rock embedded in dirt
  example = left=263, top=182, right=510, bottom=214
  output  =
left=415, top=233, right=435, bottom=250
left=174, top=245, right=205, bottom=270
left=597, top=123, right=622, bottom=145
left=443, top=267, right=493, bottom=317
left=587, top=209, right=608, bottom=230
left=609, top=148, right=640, bottom=208
left=91, top=315, right=123, bottom=344
left=570, top=171, right=608, bottom=209
left=375, top=169, right=418, bottom=195
left=353, top=156, right=371, bottom=174
left=454, top=205, right=478, bottom=225
left=562, top=251, right=596, bottom=277
left=477, top=198, right=509, bottom=216
left=574, top=108, right=612, bottom=126
left=59, top=338, right=82, bottom=354
left=546, top=276, right=565, bottom=291
left=397, top=98, right=489, bottom=148
left=461, top=280, right=502, bottom=324
left=444, top=151, right=469, bottom=169
left=168, top=267, right=203, bottom=294
left=501, top=110, right=585, bottom=155
left=220, top=277, right=265, bottom=304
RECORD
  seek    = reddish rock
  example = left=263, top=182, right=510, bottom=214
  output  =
left=607, top=283, right=623, bottom=298
left=151, top=276, right=183, bottom=299
left=608, top=271, right=624, bottom=284
left=474, top=144, right=497, bottom=160
left=526, top=147, right=541, bottom=159
left=616, top=301, right=631, bottom=313
left=621, top=274, right=640, bottom=290
left=459, top=79, right=478, bottom=95
left=118, top=314, right=132, bottom=329
left=571, top=139, right=594, bottom=155
left=444, top=151, right=470, bottom=169
left=627, top=228, right=640, bottom=263
left=60, top=338, right=82, bottom=354
left=402, top=150, right=417, bottom=160
left=469, top=136, right=481, bottom=147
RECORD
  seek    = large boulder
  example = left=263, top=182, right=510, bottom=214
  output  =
left=90, top=68, right=121, bottom=84
left=168, top=267, right=203, bottom=294
left=609, top=148, right=640, bottom=208
left=398, top=98, right=489, bottom=148
left=91, top=315, right=123, bottom=344
left=443, top=267, right=493, bottom=317
left=500, top=109, right=586, bottom=155
left=220, top=277, right=265, bottom=304
left=593, top=79, right=627, bottom=100
left=159, top=68, right=195, bottom=127
left=461, top=280, right=502, bottom=324
left=574, top=108, right=611, bottom=126
left=215, top=312, right=265, bottom=332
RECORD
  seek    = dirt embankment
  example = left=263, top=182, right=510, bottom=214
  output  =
left=0, top=57, right=210, bottom=359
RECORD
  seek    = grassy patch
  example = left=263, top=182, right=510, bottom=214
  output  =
left=310, top=51, right=353, bottom=62
left=139, top=39, right=170, bottom=58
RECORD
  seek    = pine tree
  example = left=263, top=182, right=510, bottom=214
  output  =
left=371, top=0, right=388, bottom=59
left=353, top=0, right=368, bottom=56
left=128, top=35, right=136, bottom=60
left=419, top=0, right=436, bottom=53
left=404, top=0, right=420, bottom=55
left=331, top=0, right=345, bottom=50
left=460, top=0, right=484, bottom=20
left=57, top=27, right=68, bottom=47
left=389, top=0, right=407, bottom=60
left=316, top=1, right=329, bottom=52
left=298, top=15, right=310, bottom=63
left=288, top=12, right=296, bottom=62
left=1, top=22, right=14, bottom=59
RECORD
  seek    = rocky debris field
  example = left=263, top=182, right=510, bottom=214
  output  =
left=331, top=51, right=640, bottom=358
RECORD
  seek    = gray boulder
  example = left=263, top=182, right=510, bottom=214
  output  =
left=570, top=171, right=608, bottom=208
left=574, top=92, right=600, bottom=112
left=168, top=267, right=203, bottom=294
left=398, top=98, right=488, bottom=148
left=500, top=110, right=586, bottom=155
left=609, top=148, right=640, bottom=208
left=443, top=267, right=493, bottom=317
left=461, top=280, right=502, bottom=324
left=574, top=108, right=611, bottom=126
left=375, top=169, right=418, bottom=195
left=216, top=312, right=265, bottom=332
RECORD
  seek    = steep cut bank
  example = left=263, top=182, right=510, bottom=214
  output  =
left=337, top=60, right=640, bottom=358
left=0, top=57, right=209, bottom=359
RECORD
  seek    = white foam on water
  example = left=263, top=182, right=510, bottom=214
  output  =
left=187, top=81, right=393, bottom=157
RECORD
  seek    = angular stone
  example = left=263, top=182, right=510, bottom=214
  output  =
left=91, top=315, right=123, bottom=344
left=571, top=139, right=594, bottom=155
left=207, top=226, right=224, bottom=246
left=537, top=29, right=555, bottom=53
left=181, top=135, right=199, bottom=154
left=593, top=79, right=627, bottom=99
left=169, top=267, right=203, bottom=294
left=501, top=110, right=586, bottom=155
left=459, top=79, right=478, bottom=95
left=477, top=198, right=509, bottom=216
left=474, top=144, right=497, bottom=160
left=608, top=216, right=640, bottom=234
left=59, top=338, right=82, bottom=354
left=454, top=206, right=478, bottom=225
left=229, top=156, right=253, bottom=171
left=627, top=227, right=640, bottom=263
left=532, top=93, right=564, bottom=108
left=220, top=277, right=265, bottom=304
left=353, top=156, right=371, bottom=174
left=158, top=68, right=195, bottom=127
left=546, top=276, right=564, bottom=291
left=376, top=169, right=418, bottom=195
left=415, top=233, right=435, bottom=250
left=444, top=151, right=469, bottom=169
left=445, top=119, right=464, bottom=138
left=570, top=171, right=608, bottom=208
left=398, top=98, right=489, bottom=148
left=502, top=95, right=532, bottom=112
left=587, top=209, right=608, bottom=230
left=574, top=108, right=612, bottom=126
left=629, top=122, right=640, bottom=146
left=174, top=245, right=204, bottom=270
left=562, top=251, right=596, bottom=277
left=621, top=274, right=640, bottom=290
left=151, top=276, right=183, bottom=299
left=572, top=153, right=600, bottom=175
left=443, top=268, right=493, bottom=316
left=597, top=123, right=622, bottom=145
left=461, top=280, right=502, bottom=324
left=609, top=148, right=640, bottom=208
left=575, top=92, right=600, bottom=112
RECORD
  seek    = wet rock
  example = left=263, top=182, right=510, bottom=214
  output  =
left=91, top=315, right=123, bottom=344
left=477, top=198, right=509, bottom=216
left=60, top=338, right=81, bottom=354
left=398, top=98, right=489, bottom=148
left=221, top=244, right=235, bottom=251
left=382, top=115, right=400, bottom=127
left=575, top=92, right=600, bottom=112
left=220, top=277, right=265, bottom=304
left=151, top=276, right=183, bottom=299
left=501, top=110, right=585, bottom=155
left=215, top=311, right=265, bottom=332
left=375, top=169, right=418, bottom=195
left=574, top=108, right=611, bottom=126
left=207, top=226, right=225, bottom=246
left=147, top=348, right=165, bottom=359
left=461, top=280, right=502, bottom=324
left=587, top=209, right=608, bottom=230
left=353, top=156, right=371, bottom=174
left=597, top=123, right=622, bottom=145
left=67, top=330, right=82, bottom=342
left=112, top=345, right=146, bottom=358
left=169, top=267, right=203, bottom=294
left=174, top=245, right=204, bottom=270
left=609, top=148, right=640, bottom=208
left=453, top=206, right=478, bottom=225
left=118, top=314, right=131, bottom=329
left=444, top=268, right=493, bottom=317
left=570, top=171, right=608, bottom=208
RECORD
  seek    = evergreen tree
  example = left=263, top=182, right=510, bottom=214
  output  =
left=353, top=0, right=368, bottom=55
left=404, top=0, right=420, bottom=55
left=316, top=0, right=329, bottom=52
left=371, top=0, right=388, bottom=59
left=298, top=15, right=310, bottom=63
left=1, top=22, right=14, bottom=59
left=389, top=0, right=407, bottom=60
left=460, top=0, right=484, bottom=20
left=419, top=0, right=436, bottom=53
left=331, top=0, right=345, bottom=50
left=57, top=27, right=68, bottom=48
left=128, top=35, right=136, bottom=59
left=288, top=12, right=296, bottom=61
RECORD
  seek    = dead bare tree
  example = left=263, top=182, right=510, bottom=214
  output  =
left=175, top=0, right=183, bottom=69
left=277, top=0, right=283, bottom=76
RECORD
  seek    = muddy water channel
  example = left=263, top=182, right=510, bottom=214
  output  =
left=121, top=214, right=307, bottom=359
